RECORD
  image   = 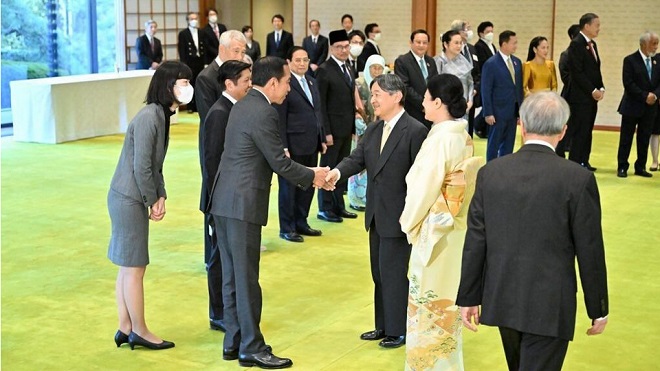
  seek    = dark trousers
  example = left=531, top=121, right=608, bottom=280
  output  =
left=486, top=115, right=517, bottom=161
left=562, top=100, right=597, bottom=164
left=318, top=135, right=351, bottom=213
left=205, top=213, right=223, bottom=321
left=617, top=109, right=657, bottom=172
left=498, top=327, right=569, bottom=371
left=278, top=152, right=318, bottom=233
left=368, top=220, right=412, bottom=336
left=214, top=215, right=267, bottom=354
left=467, top=103, right=476, bottom=137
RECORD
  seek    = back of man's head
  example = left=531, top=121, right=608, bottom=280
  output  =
left=520, top=92, right=570, bottom=136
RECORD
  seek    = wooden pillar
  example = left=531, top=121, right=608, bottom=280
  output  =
left=411, top=0, right=436, bottom=56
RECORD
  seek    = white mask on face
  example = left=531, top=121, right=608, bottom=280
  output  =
left=466, top=30, right=474, bottom=40
left=373, top=33, right=382, bottom=42
left=209, top=15, right=218, bottom=24
left=350, top=44, right=364, bottom=57
left=175, top=84, right=194, bottom=105
left=484, top=32, right=494, bottom=43
left=189, top=20, right=198, bottom=28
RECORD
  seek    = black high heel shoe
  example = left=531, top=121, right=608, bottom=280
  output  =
left=127, top=331, right=175, bottom=350
left=114, top=330, right=129, bottom=347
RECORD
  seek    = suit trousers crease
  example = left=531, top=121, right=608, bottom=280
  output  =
left=278, top=152, right=318, bottom=233
left=617, top=109, right=656, bottom=171
left=205, top=213, right=224, bottom=321
left=498, top=327, right=569, bottom=371
left=318, top=136, right=352, bottom=212
left=369, top=219, right=411, bottom=336
left=214, top=215, right=267, bottom=354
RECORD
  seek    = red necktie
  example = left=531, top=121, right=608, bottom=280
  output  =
left=213, top=25, right=219, bottom=40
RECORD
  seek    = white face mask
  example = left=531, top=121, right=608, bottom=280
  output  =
left=350, top=44, right=364, bottom=57
left=484, top=32, right=494, bottom=43
left=189, top=20, right=198, bottom=28
left=466, top=30, right=474, bottom=40
left=208, top=15, right=218, bottom=24
left=175, top=84, right=194, bottom=105
left=373, top=33, right=382, bottom=42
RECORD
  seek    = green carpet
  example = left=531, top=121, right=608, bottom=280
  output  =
left=1, top=113, right=658, bottom=370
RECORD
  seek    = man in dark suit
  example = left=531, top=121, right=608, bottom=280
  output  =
left=457, top=92, right=609, bottom=371
left=451, top=20, right=480, bottom=136
left=209, top=57, right=328, bottom=369
left=178, top=12, right=205, bottom=112
left=357, top=23, right=381, bottom=73
left=136, top=20, right=163, bottom=70
left=315, top=30, right=358, bottom=223
left=558, top=13, right=605, bottom=170
left=302, top=19, right=328, bottom=76
left=200, top=8, right=227, bottom=65
left=275, top=47, right=327, bottom=243
left=265, top=14, right=294, bottom=59
left=200, top=60, right=252, bottom=334
left=326, top=74, right=428, bottom=349
left=394, top=29, right=438, bottom=128
left=473, top=21, right=497, bottom=138
left=616, top=31, right=659, bottom=178
left=558, top=24, right=581, bottom=99
left=481, top=30, right=524, bottom=161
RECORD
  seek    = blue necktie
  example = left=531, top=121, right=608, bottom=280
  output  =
left=300, top=77, right=313, bottom=105
left=646, top=57, right=652, bottom=80
left=342, top=64, right=352, bottom=84
left=275, top=32, right=280, bottom=47
left=419, top=58, right=428, bottom=80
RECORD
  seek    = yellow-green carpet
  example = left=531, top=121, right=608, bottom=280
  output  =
left=2, top=113, right=659, bottom=370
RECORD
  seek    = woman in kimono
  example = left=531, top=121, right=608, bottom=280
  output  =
left=400, top=74, right=483, bottom=370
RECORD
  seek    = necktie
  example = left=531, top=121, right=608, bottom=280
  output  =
left=342, top=64, right=352, bottom=84
left=588, top=41, right=597, bottom=61
left=506, top=57, right=516, bottom=84
left=276, top=32, right=280, bottom=47
left=419, top=58, right=428, bottom=80
left=300, top=77, right=313, bottom=105
left=213, top=25, right=219, bottom=40
left=313, top=36, right=317, bottom=44
left=380, top=123, right=391, bottom=153
left=150, top=37, right=154, bottom=52
left=646, top=57, right=652, bottom=80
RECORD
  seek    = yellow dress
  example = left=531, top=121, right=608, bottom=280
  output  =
left=400, top=120, right=484, bottom=371
left=522, top=60, right=558, bottom=96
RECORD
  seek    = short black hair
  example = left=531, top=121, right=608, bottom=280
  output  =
left=272, top=14, right=284, bottom=23
left=206, top=8, right=218, bottom=17
left=186, top=12, right=197, bottom=21
left=286, top=46, right=307, bottom=61
left=579, top=13, right=598, bottom=29
left=251, top=56, right=288, bottom=87
left=568, top=24, right=580, bottom=40
left=217, top=60, right=251, bottom=91
left=341, top=14, right=353, bottom=23
left=145, top=61, right=193, bottom=106
left=365, top=23, right=379, bottom=36
left=499, top=30, right=516, bottom=47
left=410, top=29, right=430, bottom=42
left=242, top=25, right=252, bottom=34
left=427, top=74, right=467, bottom=118
left=477, top=21, right=493, bottom=35
left=348, top=30, right=366, bottom=42
left=441, top=30, right=461, bottom=51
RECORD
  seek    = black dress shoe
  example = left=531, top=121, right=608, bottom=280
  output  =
left=379, top=335, right=406, bottom=348
left=279, top=232, right=304, bottom=242
left=349, top=204, right=366, bottom=212
left=617, top=169, right=627, bottom=178
left=317, top=211, right=343, bottom=223
left=360, top=329, right=386, bottom=341
left=650, top=165, right=659, bottom=172
left=127, top=331, right=175, bottom=350
left=338, top=209, right=358, bottom=219
left=210, top=319, right=226, bottom=332
left=238, top=350, right=293, bottom=369
left=224, top=345, right=273, bottom=361
left=296, top=226, right=322, bottom=236
left=635, top=170, right=653, bottom=178
left=114, top=330, right=129, bottom=347
left=581, top=163, right=597, bottom=171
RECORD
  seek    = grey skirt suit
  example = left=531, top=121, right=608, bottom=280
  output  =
left=107, top=103, right=170, bottom=266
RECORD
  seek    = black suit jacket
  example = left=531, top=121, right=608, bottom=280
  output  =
left=357, top=41, right=380, bottom=73
left=336, top=112, right=428, bottom=237
left=275, top=75, right=325, bottom=155
left=559, top=49, right=571, bottom=98
left=316, top=58, right=356, bottom=139
left=302, top=35, right=328, bottom=68
left=200, top=94, right=233, bottom=212
left=618, top=51, right=660, bottom=118
left=456, top=144, right=608, bottom=341
left=196, top=60, right=221, bottom=124
left=246, top=40, right=261, bottom=62
left=474, top=39, right=496, bottom=72
left=394, top=51, right=438, bottom=127
left=178, top=28, right=205, bottom=65
left=566, top=34, right=604, bottom=104
left=208, top=89, right=314, bottom=225
left=465, top=43, right=481, bottom=106
left=201, top=23, right=227, bottom=65
left=266, top=30, right=294, bottom=59
left=136, top=35, right=163, bottom=70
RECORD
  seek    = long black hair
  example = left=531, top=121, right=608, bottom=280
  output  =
left=526, top=36, right=548, bottom=62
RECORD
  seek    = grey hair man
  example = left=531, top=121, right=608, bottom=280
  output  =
left=325, top=73, right=428, bottom=349
left=135, top=20, right=163, bottom=70
left=458, top=92, right=608, bottom=371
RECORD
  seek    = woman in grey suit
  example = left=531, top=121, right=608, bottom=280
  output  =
left=108, top=61, right=192, bottom=350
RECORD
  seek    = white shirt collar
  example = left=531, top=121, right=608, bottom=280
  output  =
left=331, top=55, right=346, bottom=67
left=222, top=91, right=237, bottom=104
left=368, top=39, right=378, bottom=46
left=215, top=57, right=223, bottom=67
left=524, top=139, right=555, bottom=150
left=499, top=50, right=511, bottom=62
left=189, top=26, right=197, bottom=33
left=291, top=71, right=306, bottom=81
left=384, top=108, right=406, bottom=130
left=411, top=50, right=426, bottom=62
left=640, top=49, right=651, bottom=60
left=253, top=87, right=271, bottom=105
left=580, top=31, right=591, bottom=43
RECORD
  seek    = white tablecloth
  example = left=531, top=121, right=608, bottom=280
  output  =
left=10, top=70, right=164, bottom=144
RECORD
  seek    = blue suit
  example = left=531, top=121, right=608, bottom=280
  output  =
left=481, top=52, right=523, bottom=161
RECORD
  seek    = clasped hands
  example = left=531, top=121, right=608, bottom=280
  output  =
left=149, top=197, right=166, bottom=222
left=310, top=167, right=341, bottom=190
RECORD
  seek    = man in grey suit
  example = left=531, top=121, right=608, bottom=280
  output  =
left=209, top=56, right=328, bottom=369
left=457, top=92, right=609, bottom=371
left=325, top=74, right=428, bottom=349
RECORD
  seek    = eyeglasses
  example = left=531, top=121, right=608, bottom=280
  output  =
left=333, top=44, right=351, bottom=51
left=292, top=58, right=310, bottom=63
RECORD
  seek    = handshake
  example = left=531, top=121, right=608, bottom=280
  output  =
left=310, top=167, right=341, bottom=191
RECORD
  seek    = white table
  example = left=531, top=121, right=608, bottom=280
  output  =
left=9, top=70, right=175, bottom=144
